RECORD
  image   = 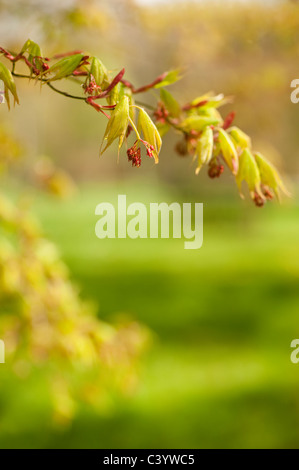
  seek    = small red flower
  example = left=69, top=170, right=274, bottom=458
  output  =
left=140, top=139, right=155, bottom=158
left=208, top=160, right=224, bottom=178
left=153, top=102, right=169, bottom=124
left=83, top=74, right=101, bottom=95
left=253, top=191, right=265, bottom=207
left=127, top=141, right=141, bottom=167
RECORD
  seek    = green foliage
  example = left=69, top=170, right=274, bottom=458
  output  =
left=153, top=69, right=182, bottom=89
left=44, top=54, right=85, bottom=81
left=0, top=38, right=290, bottom=207
left=160, top=89, right=181, bottom=118
left=0, top=62, right=19, bottom=109
left=0, top=126, right=149, bottom=424
left=7, top=182, right=297, bottom=448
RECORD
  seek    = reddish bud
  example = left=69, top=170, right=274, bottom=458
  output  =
left=253, top=192, right=265, bottom=207
left=175, top=140, right=188, bottom=156
left=261, top=185, right=274, bottom=200
left=208, top=161, right=224, bottom=178
left=222, top=111, right=236, bottom=130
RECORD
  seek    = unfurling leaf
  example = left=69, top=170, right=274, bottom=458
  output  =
left=254, top=152, right=290, bottom=200
left=90, top=57, right=109, bottom=88
left=192, top=93, right=232, bottom=109
left=0, top=62, right=19, bottom=109
left=228, top=126, right=251, bottom=149
left=137, top=108, right=162, bottom=163
left=21, top=39, right=42, bottom=61
left=160, top=89, right=180, bottom=118
left=218, top=128, right=239, bottom=175
left=196, top=107, right=224, bottom=126
left=44, top=54, right=85, bottom=81
left=195, top=126, right=214, bottom=175
left=23, top=39, right=45, bottom=75
left=236, top=148, right=263, bottom=200
left=154, top=69, right=181, bottom=89
left=180, top=115, right=220, bottom=132
left=106, top=83, right=120, bottom=106
left=101, top=95, right=129, bottom=154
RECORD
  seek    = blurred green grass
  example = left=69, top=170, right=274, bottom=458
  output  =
left=1, top=180, right=299, bottom=449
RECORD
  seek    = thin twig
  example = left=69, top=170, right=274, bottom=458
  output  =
left=46, top=82, right=86, bottom=100
left=11, top=70, right=86, bottom=101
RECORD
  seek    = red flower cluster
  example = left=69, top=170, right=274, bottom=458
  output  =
left=127, top=139, right=155, bottom=167
left=83, top=75, right=101, bottom=95
left=127, top=142, right=141, bottom=167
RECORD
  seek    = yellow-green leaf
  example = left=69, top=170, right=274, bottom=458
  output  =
left=229, top=126, right=251, bottom=149
left=45, top=54, right=84, bottom=81
left=218, top=128, right=239, bottom=175
left=90, top=57, right=108, bottom=87
left=195, top=126, right=214, bottom=175
left=160, top=89, right=180, bottom=118
left=21, top=39, right=42, bottom=59
left=254, top=152, right=290, bottom=200
left=0, top=62, right=19, bottom=109
left=236, top=148, right=262, bottom=199
left=180, top=115, right=220, bottom=132
left=196, top=107, right=223, bottom=126
left=137, top=108, right=162, bottom=163
left=101, top=95, right=129, bottom=154
left=154, top=69, right=182, bottom=89
left=106, top=83, right=120, bottom=106
left=191, top=93, right=232, bottom=109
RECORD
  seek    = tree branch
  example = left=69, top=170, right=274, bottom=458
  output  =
left=11, top=69, right=87, bottom=101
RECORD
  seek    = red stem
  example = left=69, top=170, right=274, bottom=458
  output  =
left=52, top=50, right=84, bottom=59
left=121, top=71, right=168, bottom=94
left=222, top=111, right=236, bottom=130
left=92, top=68, right=125, bottom=100
left=182, top=100, right=209, bottom=111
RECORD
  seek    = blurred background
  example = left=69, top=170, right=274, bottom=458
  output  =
left=0, top=0, right=299, bottom=449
